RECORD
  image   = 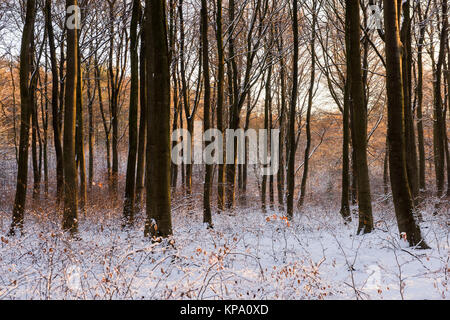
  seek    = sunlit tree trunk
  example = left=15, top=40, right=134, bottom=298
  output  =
left=135, top=26, right=147, bottom=209
left=383, top=0, right=428, bottom=248
left=10, top=0, right=37, bottom=234
left=416, top=2, right=427, bottom=192
left=347, top=0, right=373, bottom=234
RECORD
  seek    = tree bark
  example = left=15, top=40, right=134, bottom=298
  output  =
left=383, top=0, right=428, bottom=248
left=63, top=0, right=79, bottom=235
left=144, top=0, right=173, bottom=239
left=123, top=0, right=141, bottom=225
left=347, top=0, right=373, bottom=234
left=135, top=25, right=147, bottom=208
left=201, top=0, right=213, bottom=227
left=10, top=0, right=37, bottom=234
left=286, top=0, right=299, bottom=219
left=433, top=0, right=448, bottom=197
left=298, top=3, right=318, bottom=209
left=44, top=0, right=64, bottom=202
left=216, top=0, right=225, bottom=212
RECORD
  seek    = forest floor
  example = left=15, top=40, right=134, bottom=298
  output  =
left=0, top=192, right=448, bottom=300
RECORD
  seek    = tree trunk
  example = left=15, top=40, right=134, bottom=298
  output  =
left=135, top=26, right=147, bottom=208
left=416, top=2, right=427, bottom=192
left=123, top=0, right=141, bottom=225
left=347, top=0, right=373, bottom=234
left=286, top=0, right=299, bottom=219
left=63, top=0, right=79, bottom=235
left=401, top=1, right=419, bottom=203
left=144, top=0, right=173, bottom=239
left=216, top=0, right=225, bottom=212
left=433, top=0, right=448, bottom=197
left=340, top=76, right=351, bottom=220
left=201, top=0, right=213, bottom=227
left=383, top=0, right=428, bottom=248
left=262, top=57, right=272, bottom=212
left=298, top=3, right=318, bottom=209
left=76, top=39, right=86, bottom=213
left=10, top=0, right=37, bottom=234
left=277, top=33, right=286, bottom=210
left=44, top=0, right=63, bottom=201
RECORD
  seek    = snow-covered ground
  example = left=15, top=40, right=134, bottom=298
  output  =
left=0, top=198, right=448, bottom=300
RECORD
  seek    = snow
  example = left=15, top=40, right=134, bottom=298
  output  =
left=0, top=199, right=448, bottom=300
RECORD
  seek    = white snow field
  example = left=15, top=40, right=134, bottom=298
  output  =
left=0, top=199, right=448, bottom=300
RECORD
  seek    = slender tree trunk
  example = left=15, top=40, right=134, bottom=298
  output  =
left=42, top=53, right=49, bottom=196
left=416, top=3, right=426, bottom=192
left=201, top=0, right=213, bottom=227
left=347, top=0, right=373, bottom=234
left=298, top=4, right=318, bottom=209
left=87, top=65, right=95, bottom=189
left=135, top=26, right=147, bottom=208
left=31, top=85, right=40, bottom=200
left=340, top=77, right=351, bottom=221
left=286, top=0, right=299, bottom=219
left=10, top=0, right=37, bottom=234
left=401, top=0, right=419, bottom=203
left=178, top=0, right=196, bottom=197
left=383, top=135, right=390, bottom=202
left=63, top=0, right=79, bottom=235
left=169, top=0, right=179, bottom=190
left=76, top=40, right=86, bottom=212
left=95, top=62, right=111, bottom=180
left=277, top=34, right=286, bottom=210
left=433, top=0, right=448, bottom=198
left=123, top=0, right=141, bottom=225
left=216, top=0, right=225, bottom=212
left=262, top=59, right=272, bottom=212
left=108, top=1, right=119, bottom=196
left=225, top=0, right=240, bottom=210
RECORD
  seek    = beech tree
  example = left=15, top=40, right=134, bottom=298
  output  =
left=383, top=0, right=428, bottom=248
left=10, top=0, right=37, bottom=235
left=346, top=0, right=373, bottom=234
left=62, top=0, right=79, bottom=234
left=144, top=0, right=173, bottom=239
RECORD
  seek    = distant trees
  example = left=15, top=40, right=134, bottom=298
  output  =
left=2, top=0, right=449, bottom=247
